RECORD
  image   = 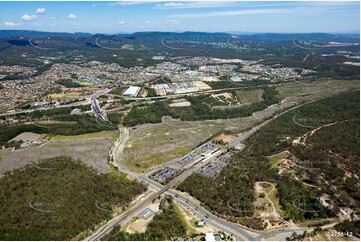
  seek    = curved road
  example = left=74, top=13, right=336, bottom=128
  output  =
left=86, top=94, right=343, bottom=241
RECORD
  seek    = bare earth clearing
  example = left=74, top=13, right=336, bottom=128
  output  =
left=276, top=79, right=359, bottom=103
left=10, top=132, right=43, bottom=142
left=122, top=120, right=225, bottom=172
left=0, top=138, right=113, bottom=174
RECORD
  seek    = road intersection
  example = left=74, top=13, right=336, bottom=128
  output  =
left=86, top=117, right=319, bottom=241
left=85, top=92, right=345, bottom=241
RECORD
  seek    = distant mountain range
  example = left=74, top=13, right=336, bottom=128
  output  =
left=0, top=30, right=359, bottom=42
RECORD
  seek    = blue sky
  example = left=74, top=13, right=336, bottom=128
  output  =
left=0, top=1, right=359, bottom=34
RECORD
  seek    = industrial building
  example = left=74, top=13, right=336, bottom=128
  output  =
left=123, top=86, right=141, bottom=97
left=152, top=81, right=211, bottom=96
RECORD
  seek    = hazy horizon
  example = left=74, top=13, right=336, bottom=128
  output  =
left=0, top=1, right=359, bottom=34
left=0, top=29, right=360, bottom=36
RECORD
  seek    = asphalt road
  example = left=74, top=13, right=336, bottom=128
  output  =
left=88, top=126, right=308, bottom=241
left=86, top=142, right=226, bottom=240
left=91, top=90, right=109, bottom=121
left=86, top=98, right=330, bottom=241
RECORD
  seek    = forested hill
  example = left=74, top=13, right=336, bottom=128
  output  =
left=0, top=30, right=358, bottom=42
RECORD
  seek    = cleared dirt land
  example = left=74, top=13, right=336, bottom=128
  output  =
left=202, top=89, right=263, bottom=109
left=10, top=132, right=43, bottom=142
left=122, top=120, right=225, bottom=172
left=276, top=79, right=359, bottom=103
left=0, top=136, right=114, bottom=175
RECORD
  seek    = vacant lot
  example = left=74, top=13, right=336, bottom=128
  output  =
left=122, top=120, right=224, bottom=172
left=10, top=132, right=43, bottom=142
left=201, top=89, right=263, bottom=109
left=226, top=101, right=296, bottom=131
left=235, top=89, right=264, bottom=105
left=0, top=138, right=113, bottom=175
left=49, top=92, right=82, bottom=100
left=277, top=79, right=359, bottom=103
left=46, top=130, right=118, bottom=141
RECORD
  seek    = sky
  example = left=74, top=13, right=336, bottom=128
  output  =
left=0, top=1, right=359, bottom=34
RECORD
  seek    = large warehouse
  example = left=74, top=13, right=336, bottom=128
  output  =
left=123, top=86, right=141, bottom=97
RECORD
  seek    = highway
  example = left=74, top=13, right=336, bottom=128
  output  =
left=0, top=99, right=90, bottom=117
left=0, top=80, right=303, bottom=119
left=86, top=97, right=331, bottom=241
left=86, top=139, right=227, bottom=240
left=91, top=89, right=109, bottom=121
left=87, top=126, right=312, bottom=241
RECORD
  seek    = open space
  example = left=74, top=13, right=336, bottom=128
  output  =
left=276, top=79, right=359, bottom=103
left=45, top=130, right=118, bottom=141
left=122, top=120, right=225, bottom=172
left=0, top=137, right=114, bottom=174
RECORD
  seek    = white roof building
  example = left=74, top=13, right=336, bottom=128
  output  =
left=123, top=86, right=140, bottom=97
left=205, top=233, right=216, bottom=242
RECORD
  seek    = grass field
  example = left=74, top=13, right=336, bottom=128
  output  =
left=36, top=120, right=77, bottom=125
left=202, top=96, right=226, bottom=106
left=78, top=81, right=93, bottom=86
left=83, top=87, right=99, bottom=91
left=122, top=121, right=225, bottom=172
left=49, top=92, right=82, bottom=100
left=45, top=130, right=118, bottom=141
left=266, top=184, right=283, bottom=217
left=267, top=151, right=290, bottom=168
left=296, top=218, right=339, bottom=228
left=235, top=89, right=264, bottom=104
left=110, top=87, right=128, bottom=96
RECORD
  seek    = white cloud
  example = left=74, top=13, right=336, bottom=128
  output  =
left=21, top=14, right=37, bottom=21
left=46, top=16, right=58, bottom=20
left=118, top=21, right=125, bottom=25
left=144, top=20, right=152, bottom=24
left=36, top=8, right=46, bottom=14
left=165, top=19, right=181, bottom=25
left=68, top=14, right=77, bottom=19
left=156, top=1, right=236, bottom=9
left=171, top=8, right=297, bottom=18
left=4, top=22, right=21, bottom=27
